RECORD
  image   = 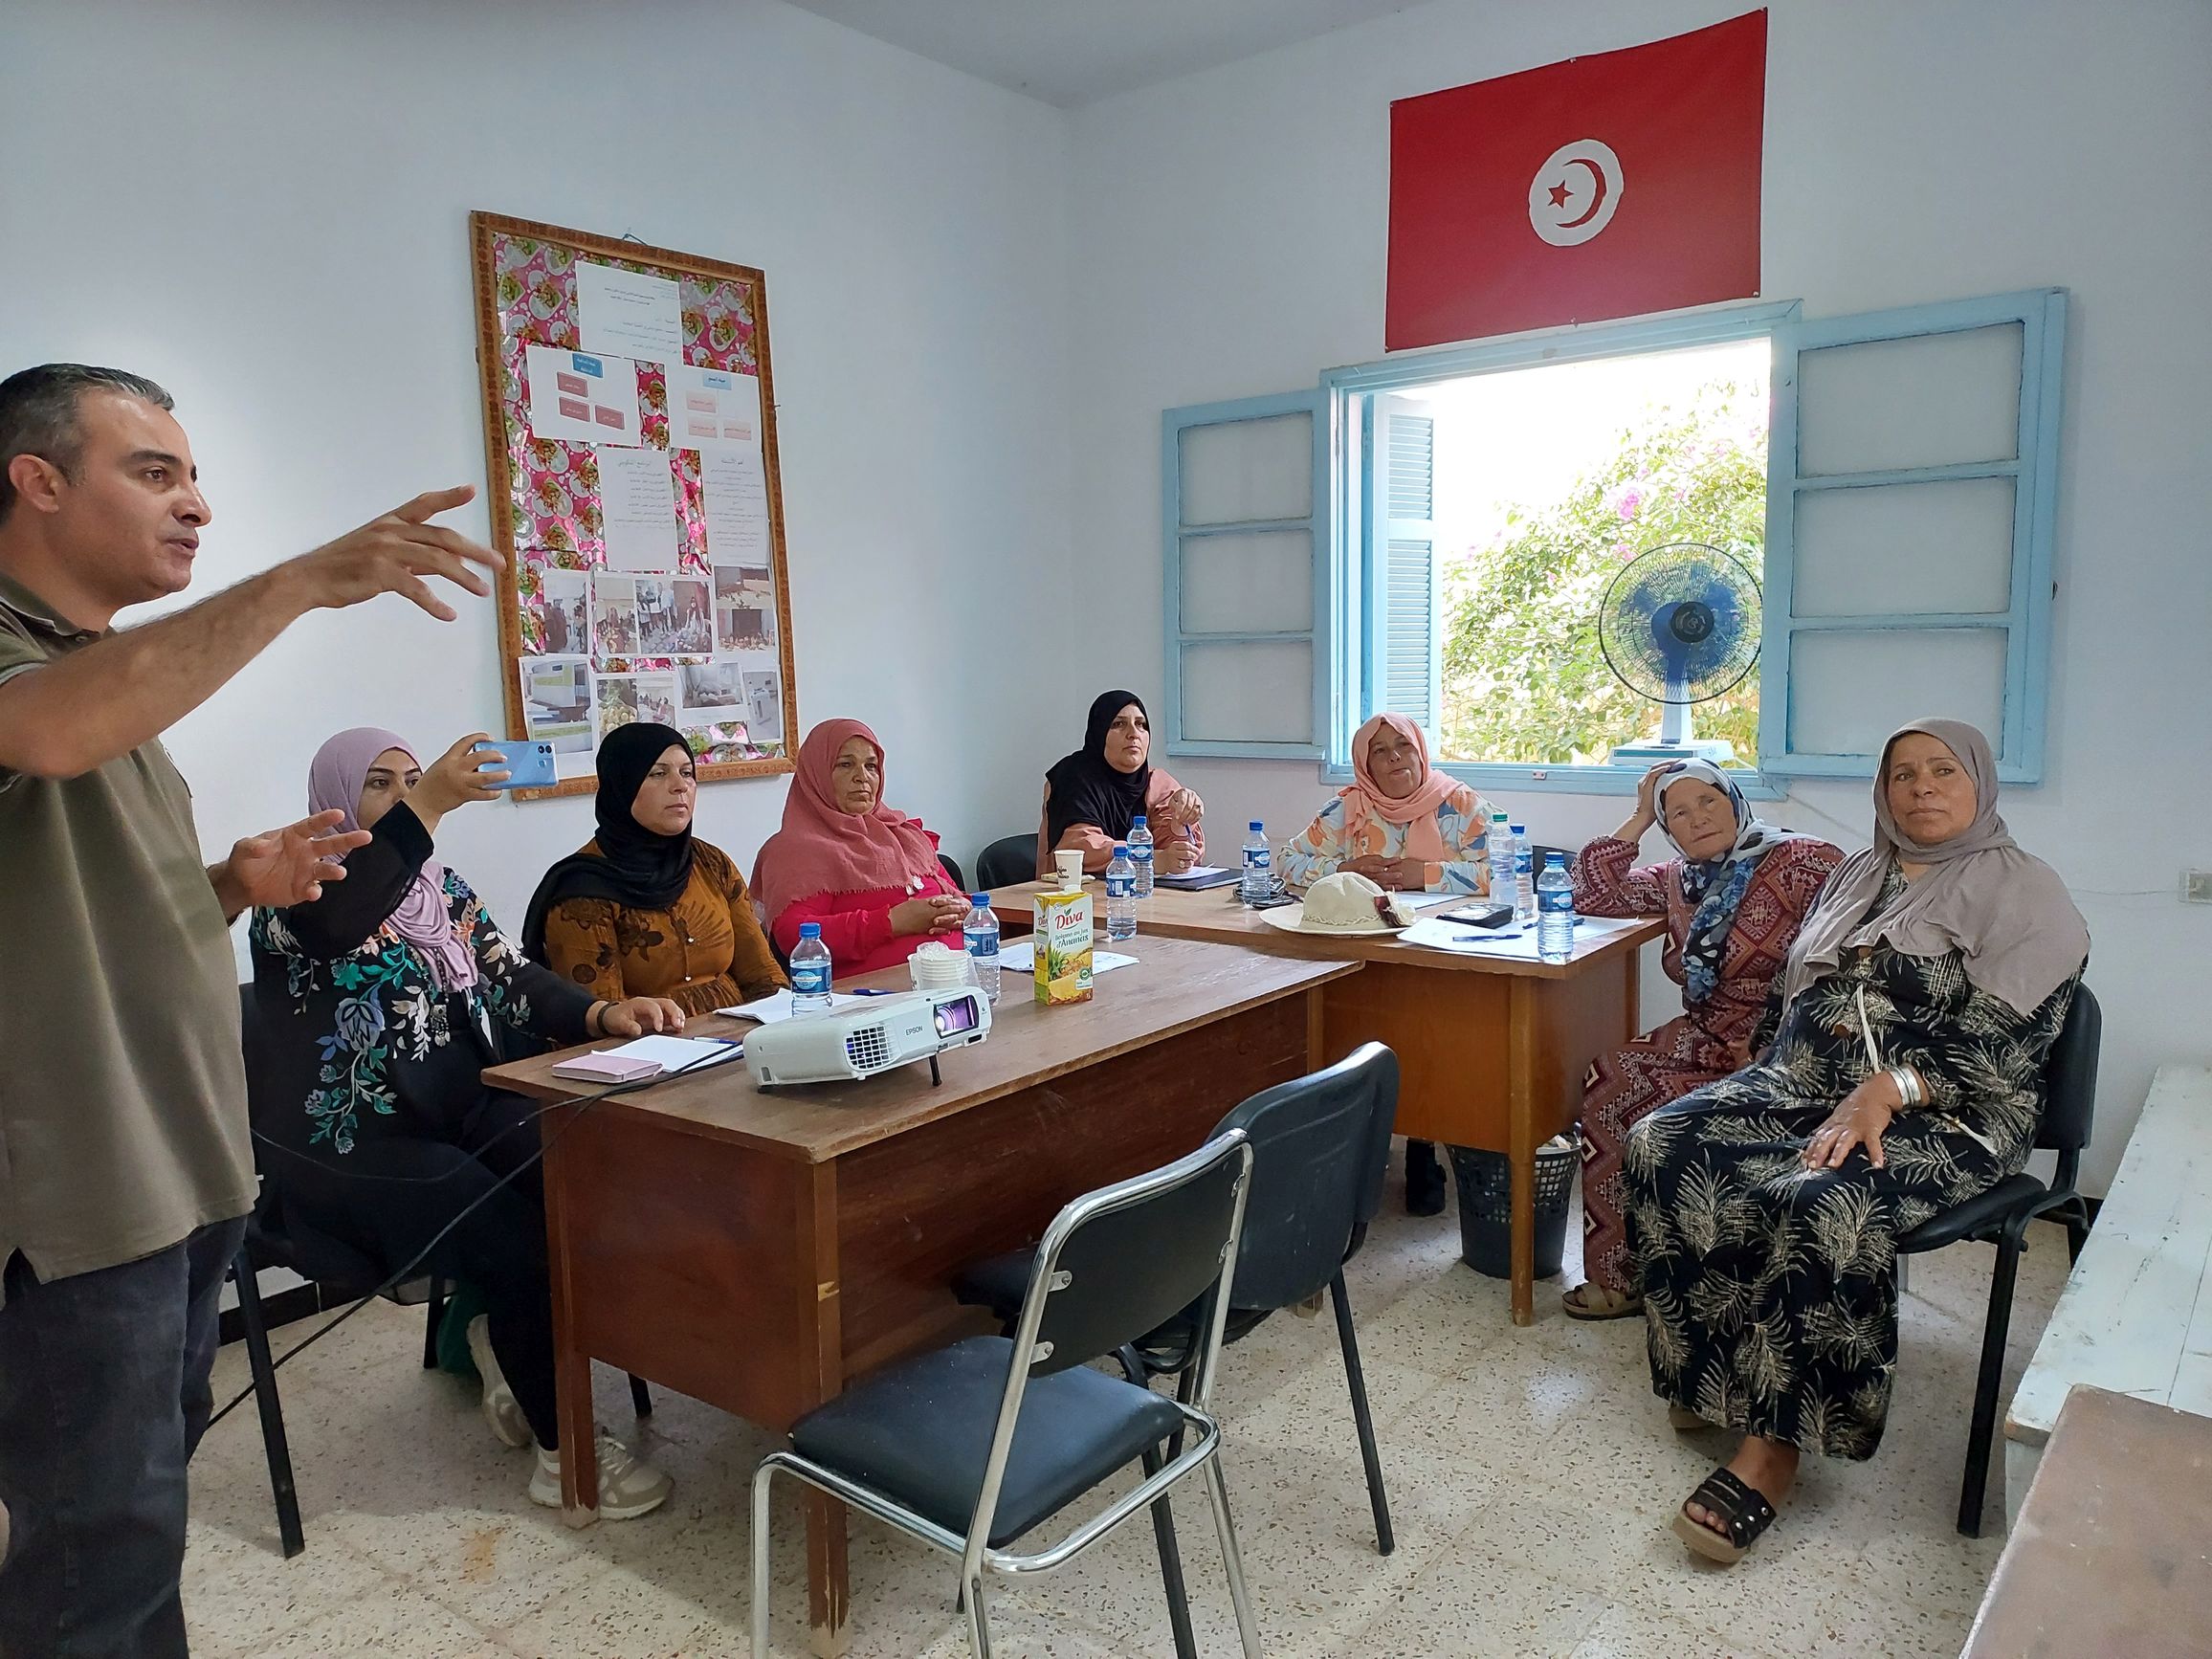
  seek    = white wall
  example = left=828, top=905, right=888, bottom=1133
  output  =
left=1068, top=0, right=2212, bottom=1189
left=0, top=0, right=1072, bottom=936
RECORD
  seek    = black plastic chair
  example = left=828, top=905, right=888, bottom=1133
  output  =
left=937, top=852, right=966, bottom=892
left=975, top=834, right=1037, bottom=892
left=953, top=1044, right=1401, bottom=1657
left=751, top=1132, right=1262, bottom=1659
left=1895, top=983, right=2100, bottom=1537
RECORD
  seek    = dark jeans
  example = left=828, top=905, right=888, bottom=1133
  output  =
left=0, top=1215, right=247, bottom=1659
left=269, top=1091, right=560, bottom=1449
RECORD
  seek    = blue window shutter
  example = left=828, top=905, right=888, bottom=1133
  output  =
left=1379, top=405, right=1438, bottom=730
left=1161, top=390, right=1328, bottom=759
left=1760, top=289, right=2066, bottom=784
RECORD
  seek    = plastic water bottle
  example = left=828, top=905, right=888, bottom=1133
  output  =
left=789, top=922, right=832, bottom=1015
left=1127, top=814, right=1155, bottom=899
left=1105, top=847, right=1138, bottom=941
left=1512, top=823, right=1537, bottom=925
left=962, top=894, right=1001, bottom=1004
left=1537, top=852, right=1576, bottom=963
left=1240, top=821, right=1272, bottom=905
left=1488, top=810, right=1512, bottom=899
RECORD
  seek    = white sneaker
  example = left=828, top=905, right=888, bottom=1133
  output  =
left=529, top=1433, right=673, bottom=1520
left=465, top=1315, right=532, bottom=1449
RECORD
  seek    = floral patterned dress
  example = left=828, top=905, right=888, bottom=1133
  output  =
left=248, top=801, right=593, bottom=1162
left=1623, top=863, right=2082, bottom=1459
left=1279, top=785, right=1503, bottom=896
left=1569, top=835, right=1843, bottom=1294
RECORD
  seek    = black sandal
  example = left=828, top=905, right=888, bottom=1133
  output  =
left=1669, top=1467, right=1778, bottom=1564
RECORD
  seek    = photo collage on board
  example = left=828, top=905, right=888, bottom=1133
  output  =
left=500, top=233, right=787, bottom=780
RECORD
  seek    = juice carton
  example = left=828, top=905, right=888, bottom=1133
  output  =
left=1033, top=886, right=1095, bottom=1006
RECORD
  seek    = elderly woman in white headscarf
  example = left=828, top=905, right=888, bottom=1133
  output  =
left=1562, top=762, right=1843, bottom=1320
left=1624, top=719, right=2089, bottom=1565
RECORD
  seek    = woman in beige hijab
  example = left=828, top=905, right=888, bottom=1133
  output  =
left=1622, top=719, right=2089, bottom=1564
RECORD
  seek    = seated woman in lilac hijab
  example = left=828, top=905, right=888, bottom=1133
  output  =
left=248, top=726, right=683, bottom=1518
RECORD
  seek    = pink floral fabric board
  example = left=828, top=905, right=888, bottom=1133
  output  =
left=475, top=214, right=793, bottom=789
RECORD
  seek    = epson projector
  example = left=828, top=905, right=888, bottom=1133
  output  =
left=743, top=986, right=992, bottom=1087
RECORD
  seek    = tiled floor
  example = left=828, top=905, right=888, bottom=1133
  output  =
left=183, top=1163, right=2066, bottom=1657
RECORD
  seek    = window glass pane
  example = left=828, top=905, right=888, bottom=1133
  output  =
left=1798, top=323, right=2022, bottom=476
left=1179, top=530, right=1312, bottom=633
left=1791, top=477, right=2015, bottom=617
left=1180, top=413, right=1312, bottom=526
left=1787, top=628, right=2005, bottom=756
left=1180, top=641, right=1313, bottom=742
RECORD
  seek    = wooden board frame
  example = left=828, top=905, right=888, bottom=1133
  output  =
left=468, top=210, right=799, bottom=799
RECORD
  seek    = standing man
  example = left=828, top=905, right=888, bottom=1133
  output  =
left=0, top=364, right=503, bottom=1656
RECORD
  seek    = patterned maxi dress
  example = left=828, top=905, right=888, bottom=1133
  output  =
left=1571, top=835, right=1843, bottom=1295
left=1623, top=863, right=2082, bottom=1459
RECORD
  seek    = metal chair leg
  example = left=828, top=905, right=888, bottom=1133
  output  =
left=1202, top=1455, right=1263, bottom=1659
left=963, top=1566, right=994, bottom=1658
left=2064, top=1201, right=2090, bottom=1265
left=422, top=1275, right=446, bottom=1369
left=1139, top=1442, right=1200, bottom=1659
left=629, top=1374, right=653, bottom=1418
left=1330, top=1271, right=1395, bottom=1556
left=232, top=1250, right=305, bottom=1559
left=749, top=1460, right=776, bottom=1659
left=1958, top=1214, right=2029, bottom=1537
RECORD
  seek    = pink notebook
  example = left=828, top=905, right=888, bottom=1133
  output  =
left=549, top=1051, right=663, bottom=1083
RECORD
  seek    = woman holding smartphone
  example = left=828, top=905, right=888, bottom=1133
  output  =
left=249, top=727, right=683, bottom=1516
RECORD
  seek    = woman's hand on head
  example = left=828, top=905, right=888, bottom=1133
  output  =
left=1633, top=764, right=1673, bottom=834
left=409, top=733, right=508, bottom=823
left=891, top=894, right=968, bottom=937
left=598, top=997, right=686, bottom=1037
left=1802, top=1077, right=1899, bottom=1170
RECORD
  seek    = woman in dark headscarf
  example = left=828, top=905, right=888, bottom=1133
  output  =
left=1035, top=690, right=1205, bottom=877
left=1624, top=719, right=2089, bottom=1564
left=251, top=727, right=681, bottom=1516
left=525, top=722, right=785, bottom=1016
left=1563, top=761, right=1843, bottom=1319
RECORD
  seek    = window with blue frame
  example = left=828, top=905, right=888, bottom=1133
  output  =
left=1161, top=289, right=2066, bottom=790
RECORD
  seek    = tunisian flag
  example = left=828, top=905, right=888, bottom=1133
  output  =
left=1386, top=11, right=1766, bottom=350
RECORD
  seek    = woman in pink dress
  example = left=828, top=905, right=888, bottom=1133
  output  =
left=1563, top=762, right=1842, bottom=1319
left=753, top=719, right=971, bottom=979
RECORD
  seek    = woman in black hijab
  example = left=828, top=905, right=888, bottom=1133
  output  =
left=1036, top=691, right=1205, bottom=877
left=525, top=722, right=785, bottom=1017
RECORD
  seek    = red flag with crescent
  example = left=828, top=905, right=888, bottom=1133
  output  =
left=1385, top=11, right=1766, bottom=350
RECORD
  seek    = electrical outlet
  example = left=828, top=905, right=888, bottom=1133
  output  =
left=2185, top=871, right=2212, bottom=905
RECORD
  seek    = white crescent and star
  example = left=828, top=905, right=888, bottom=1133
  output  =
left=1528, top=139, right=1625, bottom=247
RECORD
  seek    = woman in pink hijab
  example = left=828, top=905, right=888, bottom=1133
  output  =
left=753, top=719, right=970, bottom=979
left=1281, top=712, right=1503, bottom=1212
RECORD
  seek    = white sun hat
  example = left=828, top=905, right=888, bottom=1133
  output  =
left=1257, top=870, right=1417, bottom=935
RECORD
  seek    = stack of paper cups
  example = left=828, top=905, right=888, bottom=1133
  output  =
left=909, top=940, right=973, bottom=992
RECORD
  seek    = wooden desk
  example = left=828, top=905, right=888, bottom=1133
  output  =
left=989, top=882, right=1663, bottom=1324
left=485, top=936, right=1355, bottom=1657
left=1963, top=1384, right=2212, bottom=1658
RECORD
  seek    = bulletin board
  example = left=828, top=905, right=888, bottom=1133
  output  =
left=468, top=210, right=798, bottom=799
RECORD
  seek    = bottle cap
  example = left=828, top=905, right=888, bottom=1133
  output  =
left=800, top=921, right=822, bottom=938
left=1249, top=820, right=1264, bottom=831
left=1544, top=852, right=1565, bottom=865
left=1113, top=844, right=1129, bottom=855
left=1132, top=814, right=1147, bottom=827
left=1511, top=823, right=1526, bottom=833
left=970, top=894, right=989, bottom=906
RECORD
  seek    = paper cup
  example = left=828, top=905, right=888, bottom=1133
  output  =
left=1052, top=851, right=1085, bottom=893
left=910, top=940, right=973, bottom=991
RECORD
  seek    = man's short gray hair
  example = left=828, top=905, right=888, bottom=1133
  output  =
left=0, top=364, right=176, bottom=524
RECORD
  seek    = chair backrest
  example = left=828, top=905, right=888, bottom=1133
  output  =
left=2037, top=983, right=2101, bottom=1156
left=1210, top=1044, right=1399, bottom=1311
left=975, top=833, right=1037, bottom=893
left=1019, top=1130, right=1251, bottom=1382
left=937, top=852, right=965, bottom=893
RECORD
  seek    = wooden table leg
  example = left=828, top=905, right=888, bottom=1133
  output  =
left=1507, top=978, right=1537, bottom=1326
left=800, top=1161, right=850, bottom=1656
left=543, top=1110, right=600, bottom=1525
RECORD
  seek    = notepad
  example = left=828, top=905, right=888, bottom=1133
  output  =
left=717, top=988, right=857, bottom=1023
left=1153, top=866, right=1240, bottom=891
left=551, top=1033, right=743, bottom=1082
left=994, top=940, right=1137, bottom=975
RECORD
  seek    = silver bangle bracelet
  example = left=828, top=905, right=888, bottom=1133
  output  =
left=1887, top=1065, right=1922, bottom=1108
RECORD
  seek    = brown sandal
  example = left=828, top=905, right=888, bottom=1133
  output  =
left=1561, top=1283, right=1644, bottom=1320
left=1669, top=1467, right=1779, bottom=1564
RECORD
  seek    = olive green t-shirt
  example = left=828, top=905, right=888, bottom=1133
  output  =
left=0, top=572, right=254, bottom=1294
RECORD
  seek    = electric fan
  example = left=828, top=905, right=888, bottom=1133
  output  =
left=1597, top=541, right=1761, bottom=766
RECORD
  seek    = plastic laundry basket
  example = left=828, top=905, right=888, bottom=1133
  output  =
left=1448, top=1138, right=1579, bottom=1281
